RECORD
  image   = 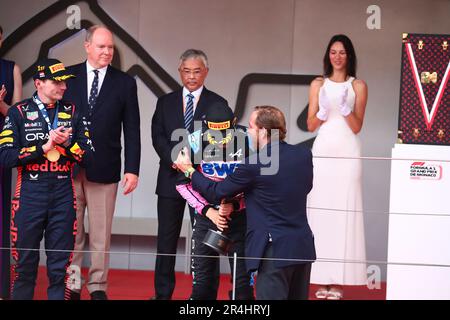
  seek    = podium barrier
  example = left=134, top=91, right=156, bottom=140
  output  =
left=85, top=216, right=192, bottom=274
left=387, top=144, right=450, bottom=299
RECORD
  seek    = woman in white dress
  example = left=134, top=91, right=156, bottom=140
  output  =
left=307, top=34, right=368, bottom=300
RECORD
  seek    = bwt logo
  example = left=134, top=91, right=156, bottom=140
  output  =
left=201, top=162, right=240, bottom=178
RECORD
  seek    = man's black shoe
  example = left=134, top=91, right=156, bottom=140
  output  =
left=90, top=290, right=108, bottom=300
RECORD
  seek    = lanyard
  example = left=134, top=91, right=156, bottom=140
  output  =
left=32, top=93, right=60, bottom=132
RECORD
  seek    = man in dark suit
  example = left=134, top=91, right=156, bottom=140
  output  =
left=63, top=25, right=141, bottom=300
left=176, top=106, right=316, bottom=300
left=151, top=49, right=227, bottom=300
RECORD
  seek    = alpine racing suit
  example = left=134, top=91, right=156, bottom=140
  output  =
left=0, top=95, right=93, bottom=300
left=176, top=125, right=254, bottom=300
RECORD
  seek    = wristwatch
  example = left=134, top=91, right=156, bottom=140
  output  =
left=184, top=167, right=195, bottom=178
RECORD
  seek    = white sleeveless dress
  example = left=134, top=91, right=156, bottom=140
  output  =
left=307, top=77, right=367, bottom=285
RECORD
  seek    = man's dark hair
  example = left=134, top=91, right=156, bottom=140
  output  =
left=323, top=34, right=357, bottom=78
left=0, top=25, right=3, bottom=35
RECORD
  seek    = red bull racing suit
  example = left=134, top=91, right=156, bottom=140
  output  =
left=0, top=96, right=93, bottom=300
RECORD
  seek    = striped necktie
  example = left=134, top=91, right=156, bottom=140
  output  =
left=184, top=93, right=194, bottom=131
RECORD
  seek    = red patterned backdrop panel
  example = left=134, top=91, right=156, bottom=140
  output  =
left=398, top=33, right=450, bottom=145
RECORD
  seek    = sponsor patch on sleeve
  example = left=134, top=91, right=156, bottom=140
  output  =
left=20, top=146, right=37, bottom=153
left=58, top=112, right=72, bottom=119
left=0, top=130, right=13, bottom=137
left=70, top=142, right=85, bottom=156
left=0, top=137, right=14, bottom=144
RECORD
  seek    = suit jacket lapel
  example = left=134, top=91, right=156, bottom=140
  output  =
left=174, top=89, right=185, bottom=129
left=194, top=87, right=210, bottom=121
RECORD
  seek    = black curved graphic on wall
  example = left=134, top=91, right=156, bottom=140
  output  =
left=235, top=73, right=317, bottom=148
left=0, top=0, right=180, bottom=96
left=0, top=0, right=316, bottom=146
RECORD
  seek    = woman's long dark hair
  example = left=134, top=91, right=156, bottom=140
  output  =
left=323, top=34, right=357, bottom=78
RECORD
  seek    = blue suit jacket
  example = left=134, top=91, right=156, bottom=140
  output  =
left=191, top=141, right=316, bottom=271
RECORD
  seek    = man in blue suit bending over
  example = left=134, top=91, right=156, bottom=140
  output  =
left=175, top=105, right=316, bottom=300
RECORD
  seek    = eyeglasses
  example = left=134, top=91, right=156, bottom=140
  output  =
left=181, top=69, right=204, bottom=77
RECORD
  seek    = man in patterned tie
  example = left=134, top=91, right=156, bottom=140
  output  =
left=63, top=25, right=141, bottom=300
left=151, top=49, right=228, bottom=300
left=87, top=69, right=99, bottom=115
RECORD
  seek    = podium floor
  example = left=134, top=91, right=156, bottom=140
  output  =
left=33, top=266, right=386, bottom=300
